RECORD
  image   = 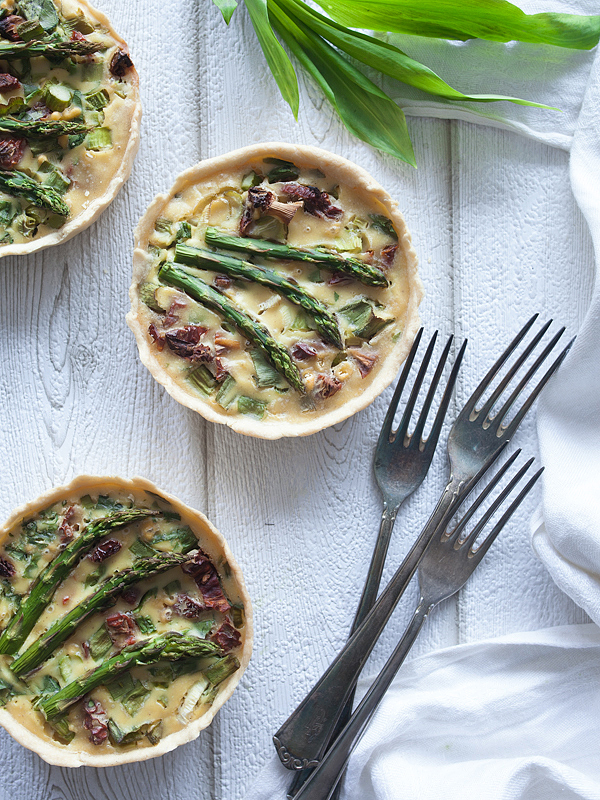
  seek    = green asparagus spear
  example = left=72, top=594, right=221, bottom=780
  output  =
left=11, top=552, right=191, bottom=677
left=158, top=262, right=305, bottom=394
left=0, top=509, right=157, bottom=655
left=204, top=227, right=389, bottom=288
left=0, top=170, right=69, bottom=216
left=175, top=244, right=343, bottom=349
left=38, top=632, right=233, bottom=719
left=0, top=118, right=89, bottom=138
left=0, top=39, right=102, bottom=60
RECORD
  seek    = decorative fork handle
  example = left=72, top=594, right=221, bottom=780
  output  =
left=274, top=476, right=463, bottom=770
left=293, top=597, right=432, bottom=800
left=286, top=503, right=401, bottom=796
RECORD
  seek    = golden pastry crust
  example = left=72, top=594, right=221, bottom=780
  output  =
left=0, top=475, right=252, bottom=767
left=0, top=0, right=141, bottom=257
left=128, top=143, right=423, bottom=439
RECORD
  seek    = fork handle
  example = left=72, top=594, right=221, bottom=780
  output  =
left=286, top=502, right=401, bottom=797
left=351, top=502, right=399, bottom=635
left=293, top=598, right=432, bottom=800
left=273, top=476, right=462, bottom=770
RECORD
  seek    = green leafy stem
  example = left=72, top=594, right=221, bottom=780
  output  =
left=211, top=0, right=600, bottom=164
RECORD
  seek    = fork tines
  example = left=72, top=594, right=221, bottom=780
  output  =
left=465, top=314, right=574, bottom=436
left=444, top=451, right=544, bottom=561
left=380, top=328, right=467, bottom=448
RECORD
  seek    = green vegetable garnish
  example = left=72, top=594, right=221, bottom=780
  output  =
left=11, top=552, right=190, bottom=677
left=204, top=227, right=388, bottom=287
left=0, top=509, right=157, bottom=655
left=176, top=242, right=343, bottom=348
left=38, top=633, right=228, bottom=719
left=159, top=262, right=305, bottom=394
left=209, top=0, right=591, bottom=163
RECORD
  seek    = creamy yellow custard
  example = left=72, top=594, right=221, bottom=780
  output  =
left=0, top=0, right=140, bottom=257
left=0, top=476, right=252, bottom=767
left=128, top=144, right=423, bottom=439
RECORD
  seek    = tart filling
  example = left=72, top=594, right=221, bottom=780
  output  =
left=0, top=476, right=251, bottom=767
left=128, top=144, right=423, bottom=439
left=0, top=0, right=140, bottom=256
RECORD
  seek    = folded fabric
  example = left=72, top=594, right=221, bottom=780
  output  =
left=244, top=624, right=600, bottom=800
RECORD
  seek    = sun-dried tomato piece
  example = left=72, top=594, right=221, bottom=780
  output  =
left=314, top=373, right=342, bottom=399
left=182, top=549, right=230, bottom=613
left=210, top=622, right=241, bottom=652
left=214, top=275, right=232, bottom=290
left=348, top=348, right=378, bottom=378
left=0, top=15, right=24, bottom=41
left=163, top=298, right=187, bottom=328
left=281, top=182, right=342, bottom=220
left=165, top=326, right=212, bottom=362
left=121, top=586, right=139, bottom=606
left=148, top=323, right=165, bottom=351
left=59, top=505, right=78, bottom=544
left=380, top=244, right=398, bottom=267
left=71, top=30, right=87, bottom=43
left=0, top=555, right=15, bottom=578
left=83, top=699, right=109, bottom=745
left=173, top=593, right=205, bottom=619
left=89, top=539, right=122, bottom=563
left=105, top=612, right=136, bottom=647
left=0, top=135, right=25, bottom=169
left=110, top=49, right=134, bottom=77
left=292, top=342, right=317, bottom=361
left=0, top=73, right=20, bottom=93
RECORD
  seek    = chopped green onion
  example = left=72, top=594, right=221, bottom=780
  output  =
left=175, top=221, right=192, bottom=242
left=369, top=213, right=398, bottom=240
left=88, top=623, right=112, bottom=660
left=85, top=87, right=110, bottom=110
left=237, top=396, right=267, bottom=418
left=251, top=349, right=287, bottom=389
left=241, top=171, right=262, bottom=190
left=187, top=365, right=217, bottom=395
left=43, top=169, right=70, bottom=196
left=85, top=126, right=112, bottom=151
left=44, top=84, right=73, bottom=112
left=135, top=615, right=156, bottom=634
left=216, top=375, right=237, bottom=409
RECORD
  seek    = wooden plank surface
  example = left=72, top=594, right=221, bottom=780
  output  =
left=0, top=1, right=594, bottom=798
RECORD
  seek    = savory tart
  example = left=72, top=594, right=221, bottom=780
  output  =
left=0, top=476, right=252, bottom=767
left=128, top=143, right=423, bottom=439
left=0, top=0, right=140, bottom=257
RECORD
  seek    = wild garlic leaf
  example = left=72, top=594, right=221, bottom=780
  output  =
left=211, top=0, right=239, bottom=25
left=270, top=2, right=416, bottom=165
left=244, top=0, right=300, bottom=118
left=312, top=0, right=600, bottom=50
left=281, top=0, right=553, bottom=108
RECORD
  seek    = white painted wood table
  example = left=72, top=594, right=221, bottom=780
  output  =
left=0, top=2, right=595, bottom=798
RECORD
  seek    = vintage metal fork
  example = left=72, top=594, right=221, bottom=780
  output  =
left=274, top=314, right=573, bottom=773
left=288, top=328, right=466, bottom=797
left=293, top=454, right=543, bottom=800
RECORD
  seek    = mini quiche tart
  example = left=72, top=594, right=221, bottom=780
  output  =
left=0, top=476, right=252, bottom=767
left=128, top=143, right=423, bottom=439
left=0, top=0, right=140, bottom=257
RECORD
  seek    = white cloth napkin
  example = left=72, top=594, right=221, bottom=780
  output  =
left=245, top=625, right=600, bottom=799
left=245, top=2, right=600, bottom=797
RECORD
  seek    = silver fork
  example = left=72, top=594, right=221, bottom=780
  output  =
left=288, top=329, right=466, bottom=798
left=274, top=314, right=573, bottom=772
left=293, top=454, right=543, bottom=800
